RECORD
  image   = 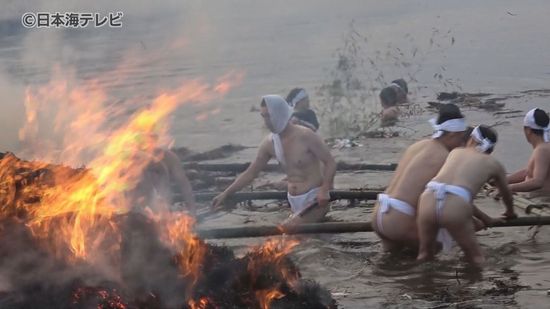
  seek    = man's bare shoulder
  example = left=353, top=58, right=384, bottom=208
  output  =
left=410, top=138, right=432, bottom=147
left=295, top=125, right=323, bottom=143
left=258, top=134, right=275, bottom=155
left=534, top=143, right=550, bottom=156
left=401, top=138, right=429, bottom=155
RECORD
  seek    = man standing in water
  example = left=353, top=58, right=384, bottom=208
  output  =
left=507, top=108, right=550, bottom=199
left=212, top=95, right=337, bottom=225
left=416, top=125, right=516, bottom=267
left=130, top=135, right=197, bottom=215
left=372, top=104, right=467, bottom=251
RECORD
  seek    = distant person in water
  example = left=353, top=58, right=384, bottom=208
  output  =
left=507, top=108, right=550, bottom=199
left=291, top=109, right=319, bottom=132
left=416, top=125, right=516, bottom=267
left=212, top=95, right=336, bottom=225
left=286, top=88, right=320, bottom=131
left=372, top=103, right=467, bottom=252
left=379, top=79, right=408, bottom=125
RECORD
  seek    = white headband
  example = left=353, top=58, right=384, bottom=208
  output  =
left=390, top=83, right=402, bottom=90
left=288, top=89, right=308, bottom=108
left=523, top=108, right=550, bottom=142
left=429, top=117, right=467, bottom=138
left=471, top=126, right=495, bottom=153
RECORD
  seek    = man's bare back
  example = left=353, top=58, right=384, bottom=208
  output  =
left=385, top=139, right=449, bottom=205
left=372, top=139, right=449, bottom=250
left=417, top=127, right=515, bottom=267
left=372, top=103, right=467, bottom=252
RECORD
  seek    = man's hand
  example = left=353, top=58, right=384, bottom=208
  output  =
left=502, top=210, right=518, bottom=220
left=483, top=216, right=506, bottom=228
left=212, top=192, right=228, bottom=210
left=317, top=188, right=331, bottom=208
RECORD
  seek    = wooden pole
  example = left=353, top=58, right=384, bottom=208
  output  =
left=191, top=190, right=381, bottom=203
left=184, top=162, right=397, bottom=173
left=197, top=216, right=550, bottom=239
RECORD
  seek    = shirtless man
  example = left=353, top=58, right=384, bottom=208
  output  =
left=416, top=125, right=516, bottom=267
left=372, top=103, right=467, bottom=251
left=286, top=88, right=320, bottom=131
left=379, top=79, right=408, bottom=125
left=212, top=95, right=336, bottom=225
left=131, top=141, right=196, bottom=215
left=507, top=108, right=550, bottom=198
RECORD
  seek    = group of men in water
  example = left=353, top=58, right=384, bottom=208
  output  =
left=142, top=83, right=550, bottom=267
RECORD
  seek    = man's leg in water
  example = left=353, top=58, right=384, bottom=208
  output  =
left=416, top=197, right=439, bottom=261
left=473, top=217, right=485, bottom=231
left=416, top=217, right=439, bottom=261
left=446, top=217, right=484, bottom=267
left=283, top=203, right=329, bottom=226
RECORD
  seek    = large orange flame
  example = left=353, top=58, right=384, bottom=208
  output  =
left=4, top=66, right=242, bottom=278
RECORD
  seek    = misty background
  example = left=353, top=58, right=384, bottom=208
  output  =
left=1, top=0, right=549, bottom=154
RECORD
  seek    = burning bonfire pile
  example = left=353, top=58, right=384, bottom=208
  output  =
left=0, top=70, right=336, bottom=308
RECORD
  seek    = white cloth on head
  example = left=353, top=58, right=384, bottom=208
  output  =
left=523, top=108, right=550, bottom=142
left=263, top=95, right=292, bottom=166
left=271, top=134, right=285, bottom=166
left=429, top=117, right=467, bottom=139
left=390, top=82, right=402, bottom=89
left=288, top=89, right=308, bottom=108
left=471, top=126, right=495, bottom=153
left=263, top=95, right=292, bottom=134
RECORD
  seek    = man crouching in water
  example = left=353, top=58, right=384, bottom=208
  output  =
left=212, top=95, right=337, bottom=225
left=416, top=125, right=516, bottom=267
left=372, top=103, right=467, bottom=252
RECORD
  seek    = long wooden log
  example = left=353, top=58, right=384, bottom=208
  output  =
left=197, top=216, right=550, bottom=239
left=184, top=162, right=397, bottom=173
left=192, top=190, right=381, bottom=203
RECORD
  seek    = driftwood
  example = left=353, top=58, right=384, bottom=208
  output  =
left=513, top=195, right=550, bottom=216
left=197, top=216, right=550, bottom=239
left=191, top=190, right=381, bottom=203
left=183, top=162, right=397, bottom=173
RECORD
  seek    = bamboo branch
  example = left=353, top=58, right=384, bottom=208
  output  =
left=197, top=216, right=550, bottom=239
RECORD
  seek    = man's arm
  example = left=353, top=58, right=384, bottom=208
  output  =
left=492, top=160, right=516, bottom=218
left=212, top=138, right=272, bottom=208
left=509, top=149, right=549, bottom=192
left=164, top=150, right=196, bottom=214
left=306, top=132, right=336, bottom=191
left=472, top=204, right=492, bottom=225
left=507, top=168, right=527, bottom=184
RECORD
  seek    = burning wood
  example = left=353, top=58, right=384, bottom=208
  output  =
left=0, top=153, right=336, bottom=308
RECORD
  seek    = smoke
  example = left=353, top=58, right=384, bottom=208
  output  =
left=0, top=74, right=25, bottom=153
left=0, top=0, right=208, bottom=154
